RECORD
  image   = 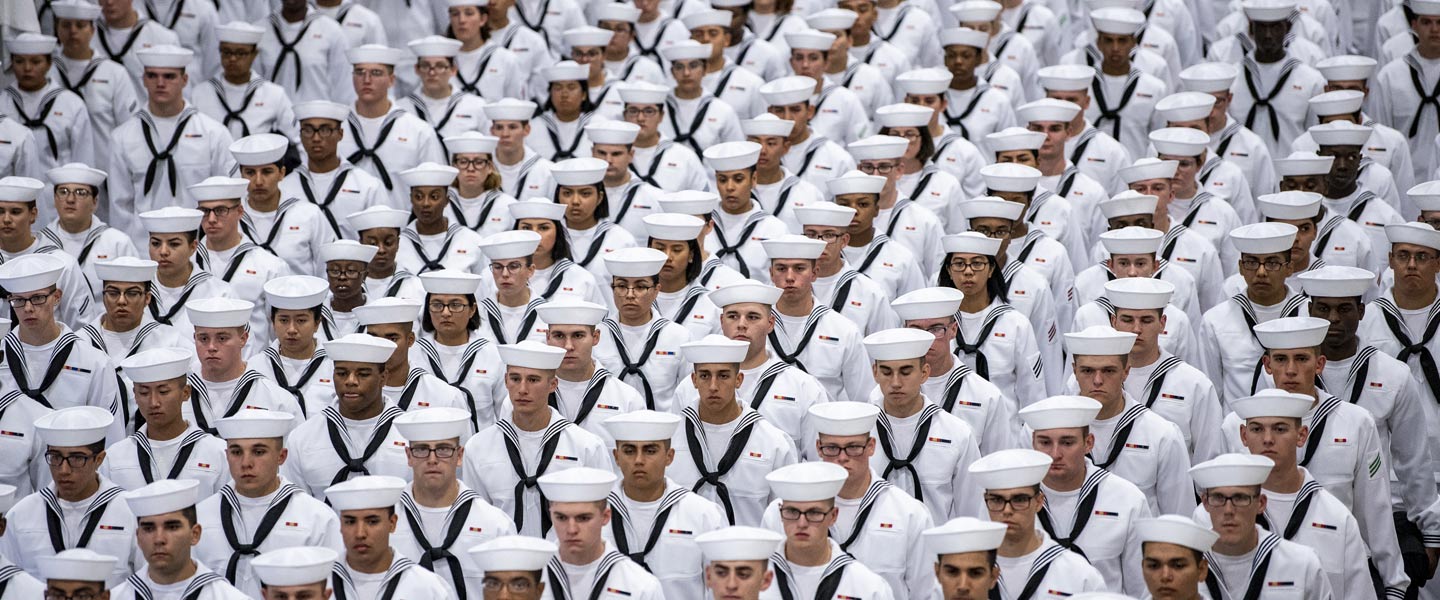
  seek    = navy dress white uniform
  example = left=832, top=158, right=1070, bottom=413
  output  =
left=352, top=300, right=472, bottom=419
left=231, top=134, right=336, bottom=278
left=41, top=164, right=140, bottom=302
left=325, top=476, right=453, bottom=600
left=396, top=165, right=487, bottom=276
left=247, top=277, right=337, bottom=412
left=1076, top=221, right=1204, bottom=330
left=760, top=273, right=872, bottom=404
left=483, top=99, right=556, bottom=201
left=1258, top=186, right=1380, bottom=275
left=917, top=519, right=1008, bottom=600
left=937, top=29, right=1017, bottom=145
left=550, top=158, right=639, bottom=285
left=537, top=469, right=666, bottom=600
left=110, top=479, right=252, bottom=600
left=283, top=101, right=390, bottom=238
left=517, top=298, right=645, bottom=446
left=442, top=132, right=519, bottom=237
left=472, top=232, right=550, bottom=345
left=671, top=333, right=828, bottom=452
left=700, top=144, right=790, bottom=283
left=183, top=299, right=307, bottom=431
left=35, top=551, right=125, bottom=600
left=943, top=233, right=1046, bottom=408
left=411, top=271, right=507, bottom=425
left=2, top=407, right=143, bottom=588
left=759, top=463, right=897, bottom=600
left=2, top=35, right=96, bottom=196
left=400, top=37, right=493, bottom=140
left=194, top=411, right=343, bottom=599
left=48, top=2, right=139, bottom=173
left=339, top=46, right=447, bottom=207
left=0, top=485, right=43, bottom=599
left=249, top=547, right=344, bottom=600
left=89, top=11, right=182, bottom=93
left=255, top=7, right=351, bottom=104
left=592, top=249, right=691, bottom=414
left=101, top=349, right=229, bottom=496
left=826, top=173, right=927, bottom=300
left=193, top=25, right=299, bottom=142
left=0, top=387, right=52, bottom=499
left=1374, top=10, right=1440, bottom=185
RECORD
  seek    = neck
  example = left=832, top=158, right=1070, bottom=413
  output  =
left=497, top=145, right=525, bottom=165
left=356, top=98, right=391, bottom=119
left=623, top=478, right=666, bottom=503
left=1095, top=393, right=1126, bottom=420
left=339, top=396, right=384, bottom=421
left=1321, top=336, right=1359, bottom=361
left=366, top=261, right=395, bottom=279
left=145, top=417, right=188, bottom=442
left=564, top=543, right=606, bottom=567
left=1101, top=61, right=1129, bottom=77
left=1254, top=46, right=1286, bottom=64
left=997, top=525, right=1042, bottom=558
left=1421, top=45, right=1440, bottom=61
left=1129, top=344, right=1161, bottom=369
left=1037, top=153, right=1065, bottom=176
left=101, top=315, right=141, bottom=334
left=223, top=70, right=251, bottom=86
left=62, top=45, right=94, bottom=61
left=348, top=547, right=394, bottom=575
left=1213, top=528, right=1260, bottom=556
left=784, top=539, right=832, bottom=567
left=248, top=192, right=280, bottom=213
left=1044, top=470, right=1084, bottom=493
left=740, top=346, right=768, bottom=370
left=436, top=328, right=469, bottom=346
left=839, top=472, right=869, bottom=499
left=148, top=559, right=198, bottom=586
left=924, top=351, right=954, bottom=377
left=307, top=154, right=341, bottom=173
left=384, top=360, right=410, bottom=386
left=620, top=310, right=652, bottom=328
left=1395, top=286, right=1439, bottom=311
left=755, top=166, right=783, bottom=185
left=775, top=292, right=814, bottom=317
left=847, top=227, right=874, bottom=247
left=512, top=406, right=551, bottom=432
left=281, top=339, right=316, bottom=360
left=958, top=292, right=990, bottom=313
left=815, top=258, right=842, bottom=278
left=699, top=395, right=743, bottom=424
left=416, top=217, right=449, bottom=236
left=19, top=321, right=62, bottom=346
left=202, top=360, right=246, bottom=384
left=675, top=85, right=702, bottom=100
left=149, top=100, right=185, bottom=118
left=1246, top=286, right=1287, bottom=307
left=1264, top=466, right=1303, bottom=494
left=281, top=4, right=307, bottom=22
left=851, top=29, right=872, bottom=46
left=0, top=233, right=34, bottom=254
left=489, top=9, right=509, bottom=28
left=108, top=10, right=139, bottom=28
left=413, top=479, right=460, bottom=507
left=422, top=84, right=454, bottom=100
left=331, top=293, right=365, bottom=313
left=497, top=285, right=531, bottom=307
left=557, top=360, right=595, bottom=383
left=884, top=394, right=924, bottom=419
left=240, top=477, right=281, bottom=499
left=204, top=229, right=243, bottom=251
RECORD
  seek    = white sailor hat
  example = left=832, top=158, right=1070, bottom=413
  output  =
left=985, top=127, right=1045, bottom=153
left=766, top=462, right=847, bottom=501
left=603, top=410, right=682, bottom=442
left=807, top=8, right=858, bottom=31
left=354, top=297, right=422, bottom=327
left=536, top=297, right=609, bottom=326
left=827, top=170, right=886, bottom=196
left=864, top=327, right=936, bottom=361
left=0, top=484, right=16, bottom=514
left=1190, top=454, right=1274, bottom=489
left=1017, top=98, right=1082, bottom=124
left=1309, top=121, right=1372, bottom=147
left=794, top=203, right=856, bottom=228
left=1064, top=325, right=1137, bottom=356
left=593, top=2, right=640, bottom=22
left=544, top=60, right=589, bottom=82
left=950, top=0, right=1002, bottom=22
left=50, top=0, right=101, bottom=20
left=1231, top=388, right=1314, bottom=420
left=263, top=275, right=329, bottom=310
left=980, top=163, right=1042, bottom=192
left=39, top=549, right=117, bottom=583
left=320, top=240, right=378, bottom=264
left=1273, top=151, right=1334, bottom=177
left=1018, top=395, right=1103, bottom=431
left=785, top=29, right=836, bottom=51
left=939, top=27, right=990, bottom=49
left=1410, top=180, right=1440, bottom=212
left=47, top=163, right=106, bottom=188
left=407, top=35, right=462, bottom=58
left=892, top=287, right=964, bottom=321
left=93, top=257, right=157, bottom=284
left=120, top=347, right=191, bottom=384
left=605, top=247, right=668, bottom=278
left=186, top=298, right=254, bottom=329
left=0, top=254, right=63, bottom=294
left=6, top=33, right=55, bottom=55
left=617, top=82, right=669, bottom=106
left=469, top=536, right=558, bottom=572
left=1179, top=62, right=1238, bottom=93
left=1099, top=191, right=1159, bottom=220
left=215, top=409, right=294, bottom=440
left=696, top=527, right=785, bottom=562
left=1230, top=222, right=1298, bottom=255
left=1308, top=90, right=1365, bottom=117
left=137, top=44, right=193, bottom=69
left=398, top=162, right=459, bottom=188
left=294, top=101, right=350, bottom=122
left=562, top=26, right=613, bottom=48
left=942, top=232, right=1002, bottom=256
left=1254, top=316, right=1331, bottom=350
left=1256, top=191, right=1323, bottom=220
left=1413, top=0, right=1440, bottom=16
left=658, top=190, right=719, bottom=215
left=762, top=234, right=826, bottom=260
left=508, top=199, right=566, bottom=221
left=1099, top=226, right=1163, bottom=255
left=324, top=333, right=398, bottom=364
left=961, top=197, right=1025, bottom=221
left=758, top=76, right=816, bottom=107
left=1104, top=277, right=1175, bottom=310
left=1241, top=0, right=1297, bottom=21
left=895, top=68, right=953, bottom=95
left=499, top=340, right=566, bottom=370
left=394, top=407, right=470, bottom=442
left=252, top=547, right=339, bottom=587
left=483, top=98, right=538, bottom=122
left=1295, top=265, right=1375, bottom=299
left=742, top=114, right=796, bottom=138
left=326, top=475, right=407, bottom=511
left=1037, top=64, right=1095, bottom=92
left=808, top=402, right=880, bottom=436
left=446, top=131, right=498, bottom=156
left=643, top=213, right=705, bottom=241
left=419, top=269, right=483, bottom=295
left=680, top=334, right=750, bottom=364
left=0, top=176, right=43, bottom=202
left=1090, top=7, right=1145, bottom=34
left=346, top=44, right=404, bottom=65
left=36, top=406, right=113, bottom=447
left=1150, top=127, right=1210, bottom=157
left=189, top=176, right=249, bottom=202
left=876, top=103, right=934, bottom=128
left=346, top=206, right=409, bottom=232
left=585, top=121, right=640, bottom=145
left=125, top=479, right=199, bottom=517
left=216, top=21, right=264, bottom=45
left=924, top=518, right=1008, bottom=557
left=704, top=141, right=762, bottom=171
left=682, top=9, right=732, bottom=30
left=538, top=467, right=619, bottom=502
left=550, top=157, right=608, bottom=186
left=1316, top=55, right=1378, bottom=82
left=968, top=449, right=1052, bottom=489
left=1386, top=221, right=1440, bottom=251
left=1155, top=92, right=1217, bottom=123
left=848, top=135, right=909, bottom=161
left=1118, top=158, right=1178, bottom=184
left=708, top=280, right=782, bottom=308
left=1138, top=516, right=1219, bottom=552
left=661, top=40, right=712, bottom=61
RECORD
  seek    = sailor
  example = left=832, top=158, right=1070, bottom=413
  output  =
left=668, top=334, right=799, bottom=526
left=845, top=144, right=949, bottom=281
left=1012, top=99, right=1107, bottom=256
left=1294, top=91, right=1416, bottom=208
left=0, top=176, right=95, bottom=325
left=89, top=0, right=182, bottom=92
left=467, top=536, right=556, bottom=600
left=1190, top=454, right=1334, bottom=598
left=791, top=19, right=891, bottom=118
left=321, top=241, right=376, bottom=337
left=280, top=334, right=412, bottom=499
left=939, top=232, right=1046, bottom=407
left=527, top=61, right=601, bottom=162
left=446, top=132, right=519, bottom=238
left=230, top=135, right=335, bottom=279
left=919, top=517, right=1006, bottom=600
left=525, top=297, right=644, bottom=445
left=1074, top=221, right=1205, bottom=334
left=591, top=248, right=690, bottom=413
left=611, top=86, right=705, bottom=196
left=937, top=27, right=1017, bottom=143
left=1259, top=189, right=1380, bottom=277
left=408, top=270, right=504, bottom=425
left=600, top=411, right=726, bottom=598
left=686, top=10, right=768, bottom=120
left=102, top=348, right=229, bottom=495
left=249, top=547, right=341, bottom=600
left=184, top=299, right=306, bottom=431
left=591, top=4, right=666, bottom=86
left=255, top=0, right=352, bottom=104
left=761, top=462, right=898, bottom=600
left=1173, top=65, right=1279, bottom=201
left=1, top=33, right=95, bottom=195
left=324, top=476, right=453, bottom=599
left=484, top=99, right=554, bottom=202
left=968, top=448, right=1106, bottom=598
left=771, top=225, right=896, bottom=336
left=1018, top=395, right=1151, bottom=595
left=145, top=207, right=236, bottom=334
left=460, top=341, right=611, bottom=537
left=508, top=199, right=610, bottom=307
left=1137, top=515, right=1220, bottom=600
left=251, top=276, right=337, bottom=412
left=758, top=76, right=856, bottom=194
left=1222, top=3, right=1328, bottom=156
left=36, top=550, right=122, bottom=600
left=109, top=479, right=251, bottom=600
left=586, top=122, right=663, bottom=240
left=1064, top=326, right=1194, bottom=516
left=551, top=157, right=638, bottom=284
left=693, top=526, right=785, bottom=600
left=655, top=192, right=749, bottom=290
left=281, top=100, right=388, bottom=241
left=107, top=45, right=235, bottom=238
left=824, top=171, right=925, bottom=300
left=192, top=22, right=299, bottom=145
left=0, top=484, right=42, bottom=598
left=1374, top=0, right=1440, bottom=185
left=1036, top=64, right=1133, bottom=196
left=472, top=232, right=548, bottom=345
left=400, top=36, right=491, bottom=140
left=1118, top=159, right=1231, bottom=311
left=537, top=468, right=666, bottom=600
left=784, top=42, right=871, bottom=146
left=1312, top=122, right=1406, bottom=259
left=41, top=164, right=139, bottom=304
left=449, top=1, right=527, bottom=101
left=354, top=298, right=471, bottom=418
left=339, top=45, right=447, bottom=207
left=960, top=192, right=1074, bottom=343
left=397, top=163, right=486, bottom=276
left=657, top=43, right=744, bottom=159
left=737, top=115, right=826, bottom=232
left=2, top=407, right=142, bottom=587
left=955, top=0, right=1044, bottom=102
left=1151, top=127, right=1258, bottom=227
left=636, top=214, right=718, bottom=337
left=700, top=142, right=791, bottom=283
left=48, top=0, right=139, bottom=173
left=892, top=69, right=990, bottom=201
left=347, top=207, right=425, bottom=302
left=1059, top=8, right=1169, bottom=153
left=193, top=410, right=342, bottom=598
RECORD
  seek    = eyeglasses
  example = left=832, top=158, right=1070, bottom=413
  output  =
left=407, top=445, right=458, bottom=459
left=45, top=452, right=97, bottom=468
left=102, top=289, right=146, bottom=301
left=911, top=324, right=949, bottom=337
left=220, top=48, right=254, bottom=59
left=482, top=578, right=536, bottom=593
left=198, top=204, right=239, bottom=218
left=300, top=125, right=341, bottom=138
left=984, top=494, right=1034, bottom=511
left=857, top=162, right=898, bottom=175
left=416, top=60, right=453, bottom=72
left=816, top=443, right=867, bottom=457
left=970, top=226, right=1012, bottom=239
left=1203, top=493, right=1256, bottom=508
left=612, top=283, right=656, bottom=295
left=1394, top=250, right=1436, bottom=265
left=45, top=592, right=101, bottom=600
left=489, top=261, right=528, bottom=274
left=53, top=187, right=93, bottom=199
left=624, top=106, right=661, bottom=117
left=1238, top=258, right=1290, bottom=272
left=947, top=259, right=990, bottom=272
left=326, top=266, right=367, bottom=279
left=352, top=68, right=389, bottom=79
left=454, top=157, right=492, bottom=170
left=428, top=301, right=472, bottom=313
left=779, top=506, right=832, bottom=522
left=8, top=290, right=53, bottom=308
left=803, top=231, right=844, bottom=243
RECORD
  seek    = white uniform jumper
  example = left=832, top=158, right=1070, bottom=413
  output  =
left=1082, top=396, right=1194, bottom=516
left=1199, top=291, right=1309, bottom=403
left=952, top=299, right=1045, bottom=409
left=669, top=406, right=798, bottom=527
left=100, top=424, right=229, bottom=496
left=868, top=400, right=986, bottom=522
left=390, top=482, right=518, bottom=600
left=1038, top=464, right=1152, bottom=596
left=330, top=552, right=453, bottom=600
left=992, top=530, right=1107, bottom=600
left=281, top=163, right=390, bottom=240
left=240, top=197, right=337, bottom=278
left=280, top=402, right=413, bottom=499
left=193, top=482, right=343, bottom=599
left=191, top=74, right=298, bottom=144
left=256, top=11, right=353, bottom=104
left=107, top=106, right=236, bottom=237
left=50, top=56, right=138, bottom=172
left=1203, top=529, right=1334, bottom=600
left=1, top=478, right=144, bottom=588
left=768, top=303, right=872, bottom=403
left=340, top=107, right=448, bottom=208
left=594, top=315, right=690, bottom=414
left=603, top=480, right=727, bottom=600
left=110, top=562, right=251, bottom=600
left=410, top=333, right=506, bottom=427
left=760, top=540, right=897, bottom=600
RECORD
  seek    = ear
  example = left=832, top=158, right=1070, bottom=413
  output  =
left=1296, top=424, right=1309, bottom=448
left=190, top=522, right=202, bottom=546
left=1084, top=433, right=1095, bottom=454
left=1261, top=353, right=1273, bottom=374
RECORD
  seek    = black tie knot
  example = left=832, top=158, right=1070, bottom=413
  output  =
left=236, top=544, right=260, bottom=555
left=521, top=475, right=540, bottom=488
left=701, top=473, right=724, bottom=486
left=154, top=150, right=173, bottom=161
left=344, top=459, right=367, bottom=473
left=424, top=548, right=453, bottom=563
left=23, top=118, right=43, bottom=128
left=957, top=342, right=981, bottom=354
left=888, top=459, right=911, bottom=472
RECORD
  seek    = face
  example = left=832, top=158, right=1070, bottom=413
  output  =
left=490, top=120, right=530, bottom=150
left=706, top=560, right=773, bottom=600
left=1238, top=251, right=1293, bottom=299
left=481, top=571, right=543, bottom=600
left=227, top=438, right=286, bottom=496
left=1240, top=416, right=1306, bottom=463
left=406, top=437, right=463, bottom=489
left=136, top=511, right=200, bottom=573
left=149, top=232, right=196, bottom=276
left=133, top=376, right=189, bottom=430
left=905, top=317, right=957, bottom=365
left=1032, top=427, right=1091, bottom=481
left=714, top=169, right=755, bottom=213
left=299, top=118, right=344, bottom=162
left=1024, top=121, right=1069, bottom=158
left=549, top=501, right=609, bottom=555
left=1279, top=174, right=1326, bottom=194
left=365, top=322, right=414, bottom=371
left=1046, top=89, right=1090, bottom=112
left=1164, top=155, right=1201, bottom=194
left=46, top=581, right=107, bottom=600
left=516, top=219, right=557, bottom=258
left=690, top=363, right=743, bottom=410
left=504, top=366, right=558, bottom=416
left=816, top=433, right=873, bottom=483
left=549, top=80, right=585, bottom=112
left=945, top=252, right=991, bottom=295
left=721, top=302, right=773, bottom=345
left=1109, top=252, right=1156, bottom=278
left=219, top=42, right=257, bottom=82
left=415, top=56, right=457, bottom=89
left=142, top=67, right=187, bottom=104
left=857, top=159, right=902, bottom=190
left=1203, top=485, right=1266, bottom=544
left=614, top=439, right=673, bottom=488
left=194, top=327, right=248, bottom=372
left=1390, top=242, right=1440, bottom=293
left=1073, top=354, right=1128, bottom=404
left=326, top=260, right=367, bottom=301
left=872, top=358, right=928, bottom=405
left=768, top=259, right=816, bottom=300
left=1263, top=348, right=1324, bottom=393
left=1096, top=32, right=1136, bottom=69
left=1249, top=18, right=1290, bottom=52
left=272, top=309, right=319, bottom=354
left=241, top=164, right=286, bottom=202
left=10, top=285, right=59, bottom=330
left=968, top=217, right=1015, bottom=243
left=943, top=45, right=982, bottom=80
left=789, top=49, right=826, bottom=79
left=623, top=104, right=663, bottom=137
left=648, top=239, right=691, bottom=281
left=591, top=144, right=633, bottom=180
left=1107, top=214, right=1154, bottom=230
left=994, top=149, right=1038, bottom=168
left=410, top=185, right=449, bottom=226
left=611, top=276, right=658, bottom=322
left=837, top=0, right=877, bottom=33
left=1143, top=543, right=1208, bottom=600
left=0, top=201, right=35, bottom=243
left=750, top=135, right=789, bottom=172
left=934, top=552, right=999, bottom=600
left=1110, top=308, right=1165, bottom=354
left=1318, top=145, right=1363, bottom=190
left=198, top=199, right=244, bottom=239
left=46, top=443, right=102, bottom=497
left=599, top=21, right=634, bottom=56
left=10, top=53, right=49, bottom=90
left=333, top=360, right=385, bottom=412
left=428, top=293, right=476, bottom=335
left=1416, top=14, right=1440, bottom=50
left=983, top=486, right=1040, bottom=535
left=1308, top=296, right=1364, bottom=347
left=351, top=63, right=396, bottom=103
left=454, top=152, right=495, bottom=189
left=55, top=17, right=95, bottom=50
left=766, top=102, right=813, bottom=134
left=100, top=281, right=147, bottom=329
left=359, top=227, right=400, bottom=272
left=1270, top=217, right=1317, bottom=265
left=547, top=325, right=598, bottom=370
left=779, top=499, right=835, bottom=545
left=489, top=257, right=534, bottom=294
left=802, top=225, right=847, bottom=264
left=1129, top=178, right=1172, bottom=204
left=831, top=193, right=876, bottom=234
left=690, top=25, right=729, bottom=55
left=557, top=184, right=601, bottom=226
left=449, top=5, right=489, bottom=41
left=340, top=508, right=397, bottom=561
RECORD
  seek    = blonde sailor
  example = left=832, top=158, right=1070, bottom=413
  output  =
left=183, top=299, right=305, bottom=431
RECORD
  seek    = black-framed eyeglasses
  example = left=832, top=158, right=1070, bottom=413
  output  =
left=220, top=48, right=255, bottom=59
left=984, top=494, right=1034, bottom=511
left=816, top=443, right=867, bottom=457
left=857, top=162, right=897, bottom=174
left=971, top=226, right=1012, bottom=239
left=612, top=283, right=656, bottom=295
left=416, top=60, right=453, bottom=72
left=779, top=506, right=832, bottom=522
left=454, top=157, right=492, bottom=170
left=489, top=261, right=527, bottom=274
left=624, top=106, right=661, bottom=117
left=197, top=204, right=239, bottom=218
left=407, top=445, right=459, bottom=459
left=300, top=125, right=341, bottom=138
left=8, top=290, right=53, bottom=308
left=53, top=187, right=93, bottom=199
left=1394, top=250, right=1437, bottom=265
left=1238, top=258, right=1290, bottom=272
left=428, top=301, right=472, bottom=313
left=947, top=259, right=990, bottom=272
left=803, top=231, right=844, bottom=243
left=102, top=289, right=147, bottom=301
left=1203, top=493, right=1256, bottom=508
left=326, top=266, right=366, bottom=279
left=481, top=577, right=536, bottom=593
left=910, top=324, right=949, bottom=337
left=352, top=68, right=389, bottom=79
left=45, top=452, right=97, bottom=468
